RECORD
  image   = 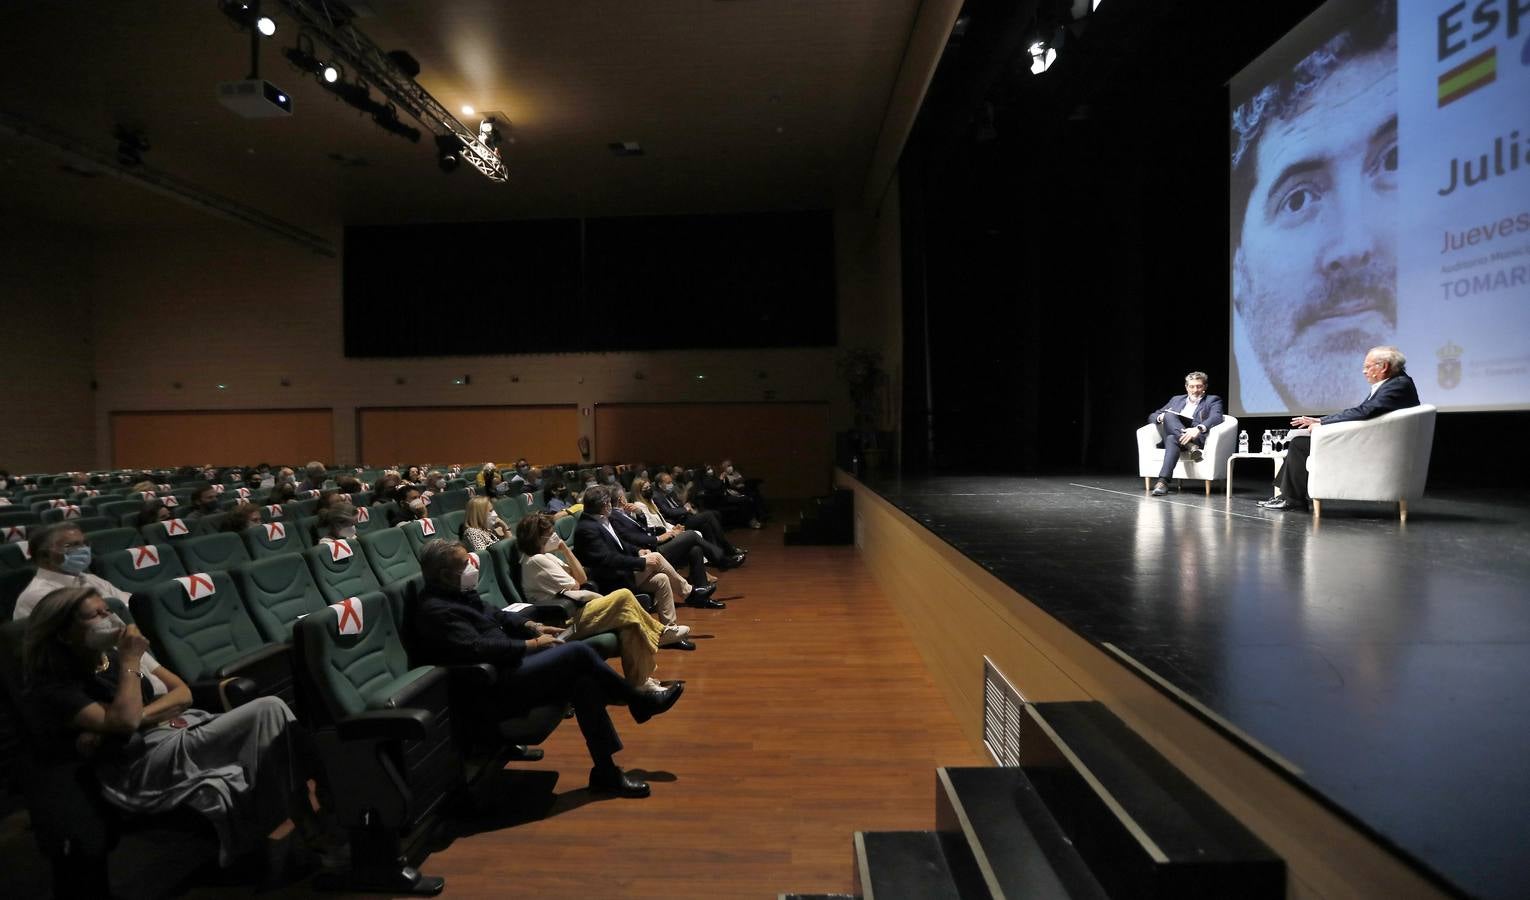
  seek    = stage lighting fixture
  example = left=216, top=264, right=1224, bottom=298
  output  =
left=322, top=63, right=339, bottom=83
left=373, top=104, right=421, bottom=142
left=461, top=105, right=475, bottom=116
left=220, top=1, right=277, bottom=37
left=478, top=118, right=493, bottom=134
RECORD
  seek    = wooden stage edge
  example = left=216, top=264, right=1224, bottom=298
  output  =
left=838, top=471, right=1450, bottom=900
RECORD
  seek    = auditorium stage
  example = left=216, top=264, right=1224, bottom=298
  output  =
left=845, top=472, right=1530, bottom=900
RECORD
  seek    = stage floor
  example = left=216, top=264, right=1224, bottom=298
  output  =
left=858, top=473, right=1530, bottom=900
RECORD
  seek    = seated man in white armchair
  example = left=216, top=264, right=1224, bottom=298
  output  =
left=1147, top=371, right=1225, bottom=496
left=1260, top=346, right=1419, bottom=511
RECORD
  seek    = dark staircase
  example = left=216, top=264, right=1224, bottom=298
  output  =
left=782, top=701, right=1285, bottom=899
left=784, top=489, right=853, bottom=545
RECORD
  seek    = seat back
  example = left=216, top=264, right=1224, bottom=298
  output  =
left=92, top=543, right=188, bottom=595
left=84, top=527, right=145, bottom=555
left=39, top=505, right=85, bottom=525
left=132, top=570, right=269, bottom=682
left=429, top=489, right=470, bottom=515
left=0, top=541, right=32, bottom=572
left=398, top=517, right=447, bottom=556
left=380, top=573, right=423, bottom=636
left=174, top=532, right=252, bottom=573
left=465, top=549, right=510, bottom=609
left=231, top=554, right=327, bottom=643
left=240, top=520, right=310, bottom=560
left=284, top=498, right=319, bottom=519
left=554, top=514, right=579, bottom=542
left=292, top=592, right=419, bottom=722
left=98, top=499, right=145, bottom=523
left=0, top=510, right=42, bottom=528
left=352, top=503, right=385, bottom=535
left=139, top=517, right=195, bottom=546
left=483, top=540, right=526, bottom=605
left=360, top=528, right=422, bottom=588
left=442, top=510, right=466, bottom=538
left=304, top=538, right=383, bottom=602
left=73, top=516, right=116, bottom=534
left=1, top=567, right=38, bottom=622
left=1309, top=404, right=1438, bottom=502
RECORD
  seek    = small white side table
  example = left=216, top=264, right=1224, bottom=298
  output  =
left=1226, top=451, right=1287, bottom=499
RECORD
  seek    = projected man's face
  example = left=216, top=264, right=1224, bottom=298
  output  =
left=1234, top=50, right=1398, bottom=410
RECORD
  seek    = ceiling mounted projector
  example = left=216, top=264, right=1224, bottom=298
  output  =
left=217, top=79, right=293, bottom=117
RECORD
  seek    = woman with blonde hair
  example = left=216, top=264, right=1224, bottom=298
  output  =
left=460, top=496, right=510, bottom=551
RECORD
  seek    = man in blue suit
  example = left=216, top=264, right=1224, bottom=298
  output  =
left=1147, top=371, right=1225, bottom=496
left=1261, top=346, right=1420, bottom=511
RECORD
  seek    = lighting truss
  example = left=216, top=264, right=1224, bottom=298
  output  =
left=271, top=0, right=507, bottom=182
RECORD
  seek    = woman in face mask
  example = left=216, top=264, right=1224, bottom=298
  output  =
left=512, top=516, right=689, bottom=677
left=218, top=501, right=263, bottom=534
left=22, top=587, right=349, bottom=869
left=461, top=497, right=509, bottom=552
left=317, top=503, right=360, bottom=542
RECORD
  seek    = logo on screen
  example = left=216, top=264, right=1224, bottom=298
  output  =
left=1437, top=340, right=1464, bottom=390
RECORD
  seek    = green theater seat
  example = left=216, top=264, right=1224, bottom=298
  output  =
left=360, top=528, right=422, bottom=588
left=84, top=527, right=145, bottom=555
left=230, top=554, right=327, bottom=643
left=92, top=543, right=187, bottom=595
left=174, top=532, right=253, bottom=573
left=304, top=538, right=383, bottom=603
left=240, top=519, right=310, bottom=560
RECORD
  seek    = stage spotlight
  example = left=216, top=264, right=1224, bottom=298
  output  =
left=219, top=1, right=277, bottom=37
left=322, top=63, right=340, bottom=83
left=460, top=105, right=475, bottom=116
left=479, top=118, right=493, bottom=135
left=373, top=104, right=421, bottom=142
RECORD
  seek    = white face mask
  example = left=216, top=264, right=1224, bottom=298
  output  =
left=337, top=525, right=357, bottom=539
left=408, top=498, right=426, bottom=512
left=488, top=512, right=501, bottom=526
left=543, top=534, right=560, bottom=552
left=84, top=613, right=125, bottom=652
left=459, top=564, right=479, bottom=592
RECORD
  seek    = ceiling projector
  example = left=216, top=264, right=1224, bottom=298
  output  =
left=217, top=79, right=293, bottom=118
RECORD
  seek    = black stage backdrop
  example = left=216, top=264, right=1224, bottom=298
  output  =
left=899, top=0, right=1529, bottom=487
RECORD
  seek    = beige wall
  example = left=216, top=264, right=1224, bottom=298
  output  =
left=7, top=199, right=902, bottom=493
left=0, top=226, right=98, bottom=473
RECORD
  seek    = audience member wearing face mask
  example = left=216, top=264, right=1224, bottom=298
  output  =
left=460, top=497, right=509, bottom=552
left=184, top=485, right=222, bottom=522
left=22, top=586, right=349, bottom=868
left=12, top=523, right=131, bottom=621
left=317, top=502, right=360, bottom=542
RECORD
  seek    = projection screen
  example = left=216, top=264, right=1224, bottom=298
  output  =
left=1228, top=0, right=1530, bottom=415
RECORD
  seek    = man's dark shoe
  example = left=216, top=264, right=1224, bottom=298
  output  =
left=631, top=682, right=684, bottom=724
left=720, top=553, right=746, bottom=569
left=1151, top=481, right=1168, bottom=496
left=686, top=596, right=726, bottom=610
left=506, top=744, right=544, bottom=762
left=1187, top=447, right=1204, bottom=462
left=661, top=639, right=697, bottom=651
left=1260, top=497, right=1296, bottom=511
left=589, top=766, right=650, bottom=798
left=685, top=583, right=717, bottom=602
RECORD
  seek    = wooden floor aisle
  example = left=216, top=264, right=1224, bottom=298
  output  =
left=422, top=525, right=983, bottom=898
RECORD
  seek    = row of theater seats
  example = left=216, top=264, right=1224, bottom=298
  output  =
left=0, top=494, right=544, bottom=617
left=0, top=505, right=617, bottom=894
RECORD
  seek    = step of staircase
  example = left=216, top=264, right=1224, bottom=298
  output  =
left=1022, top=701, right=1285, bottom=898
left=937, top=767, right=1109, bottom=899
left=853, top=830, right=986, bottom=900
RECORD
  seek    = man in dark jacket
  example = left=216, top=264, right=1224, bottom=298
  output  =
left=408, top=538, right=683, bottom=797
left=608, top=494, right=725, bottom=609
left=1261, top=346, right=1420, bottom=511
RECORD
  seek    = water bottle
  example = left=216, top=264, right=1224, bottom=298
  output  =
left=1261, top=429, right=1273, bottom=453
left=1238, top=430, right=1249, bottom=453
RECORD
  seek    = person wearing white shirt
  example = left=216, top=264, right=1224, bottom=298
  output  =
left=13, top=523, right=132, bottom=622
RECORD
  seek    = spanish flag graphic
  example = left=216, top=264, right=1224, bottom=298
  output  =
left=1437, top=46, right=1496, bottom=108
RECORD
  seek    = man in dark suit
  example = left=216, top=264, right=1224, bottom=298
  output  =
left=1261, top=346, right=1420, bottom=511
left=1147, top=371, right=1225, bottom=496
left=653, top=472, right=746, bottom=567
left=609, top=496, right=725, bottom=609
left=572, top=487, right=683, bottom=627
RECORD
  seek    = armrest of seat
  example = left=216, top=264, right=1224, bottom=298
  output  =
left=373, top=665, right=449, bottom=710
left=212, top=641, right=291, bottom=681
left=1135, top=423, right=1160, bottom=453
left=335, top=708, right=434, bottom=743
left=441, top=662, right=497, bottom=687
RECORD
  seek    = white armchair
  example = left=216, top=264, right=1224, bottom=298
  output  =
left=1136, top=415, right=1239, bottom=495
left=1308, top=404, right=1436, bottom=522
